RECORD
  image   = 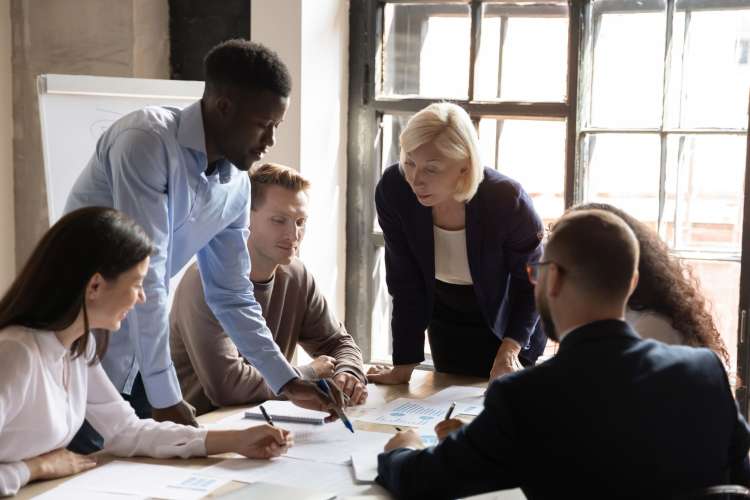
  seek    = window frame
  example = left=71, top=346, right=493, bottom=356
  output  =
left=346, top=0, right=750, bottom=415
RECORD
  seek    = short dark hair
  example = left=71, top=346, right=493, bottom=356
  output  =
left=250, top=163, right=310, bottom=210
left=0, top=207, right=154, bottom=363
left=546, top=209, right=639, bottom=302
left=204, top=39, right=291, bottom=97
left=572, top=202, right=729, bottom=364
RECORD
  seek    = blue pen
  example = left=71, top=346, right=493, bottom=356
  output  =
left=315, top=379, right=354, bottom=433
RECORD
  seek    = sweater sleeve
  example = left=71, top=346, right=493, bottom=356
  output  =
left=85, top=360, right=207, bottom=459
left=295, top=265, right=366, bottom=383
left=170, top=264, right=277, bottom=407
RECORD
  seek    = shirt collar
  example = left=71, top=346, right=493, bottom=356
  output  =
left=178, top=100, right=236, bottom=184
left=35, top=330, right=69, bottom=363
left=177, top=100, right=207, bottom=155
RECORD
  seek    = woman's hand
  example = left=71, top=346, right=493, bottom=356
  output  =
left=24, top=448, right=97, bottom=482
left=434, top=418, right=464, bottom=441
left=489, top=339, right=524, bottom=380
left=333, top=372, right=368, bottom=405
left=367, top=364, right=417, bottom=385
left=206, top=425, right=293, bottom=460
left=306, top=355, right=336, bottom=379
left=384, top=429, right=425, bottom=452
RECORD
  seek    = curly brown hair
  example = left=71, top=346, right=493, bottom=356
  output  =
left=571, top=203, right=730, bottom=365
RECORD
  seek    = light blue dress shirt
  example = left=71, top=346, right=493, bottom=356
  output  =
left=64, top=100, right=298, bottom=408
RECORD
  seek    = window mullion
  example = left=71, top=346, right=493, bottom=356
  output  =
left=468, top=0, right=481, bottom=101
left=657, top=0, right=676, bottom=237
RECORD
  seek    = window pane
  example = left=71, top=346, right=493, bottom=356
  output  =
left=682, top=259, right=739, bottom=377
left=381, top=113, right=411, bottom=173
left=666, top=6, right=750, bottom=129
left=476, top=3, right=568, bottom=102
left=663, top=134, right=745, bottom=253
left=588, top=1, right=667, bottom=128
left=583, top=133, right=661, bottom=227
left=478, top=118, right=566, bottom=225
left=381, top=3, right=470, bottom=99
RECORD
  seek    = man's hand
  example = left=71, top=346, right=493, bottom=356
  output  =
left=489, top=338, right=524, bottom=380
left=367, top=363, right=417, bottom=385
left=434, top=418, right=464, bottom=441
left=280, top=378, right=345, bottom=421
left=152, top=400, right=198, bottom=427
left=333, top=372, right=368, bottom=406
left=306, top=355, right=336, bottom=378
left=384, top=429, right=425, bottom=452
left=24, top=448, right=98, bottom=482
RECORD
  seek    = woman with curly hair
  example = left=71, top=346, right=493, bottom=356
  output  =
left=571, top=202, right=730, bottom=366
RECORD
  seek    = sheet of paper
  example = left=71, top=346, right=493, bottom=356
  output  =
left=423, top=386, right=486, bottom=416
left=287, top=425, right=391, bottom=465
left=355, top=398, right=449, bottom=428
left=37, top=461, right=230, bottom=500
left=202, top=457, right=366, bottom=495
left=34, top=489, right=147, bottom=500
left=351, top=451, right=379, bottom=483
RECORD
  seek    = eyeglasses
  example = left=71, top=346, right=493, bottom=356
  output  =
left=526, top=261, right=554, bottom=285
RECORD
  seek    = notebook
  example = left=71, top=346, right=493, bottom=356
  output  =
left=244, top=400, right=329, bottom=425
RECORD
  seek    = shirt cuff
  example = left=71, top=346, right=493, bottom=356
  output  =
left=2, top=461, right=30, bottom=495
left=334, top=366, right=367, bottom=384
left=141, top=365, right=183, bottom=409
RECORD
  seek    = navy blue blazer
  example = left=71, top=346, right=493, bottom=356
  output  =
left=377, top=320, right=750, bottom=500
left=375, top=164, right=545, bottom=365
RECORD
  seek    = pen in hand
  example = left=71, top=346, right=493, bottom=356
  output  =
left=259, top=404, right=275, bottom=427
left=444, top=401, right=456, bottom=421
left=316, top=379, right=355, bottom=433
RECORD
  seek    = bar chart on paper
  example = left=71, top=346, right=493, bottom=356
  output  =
left=358, top=398, right=447, bottom=427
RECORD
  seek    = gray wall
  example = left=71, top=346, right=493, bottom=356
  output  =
left=11, top=0, right=169, bottom=268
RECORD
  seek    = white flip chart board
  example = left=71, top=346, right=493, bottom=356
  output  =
left=37, top=73, right=204, bottom=224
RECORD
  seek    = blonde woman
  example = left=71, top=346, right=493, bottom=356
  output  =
left=368, top=103, right=546, bottom=384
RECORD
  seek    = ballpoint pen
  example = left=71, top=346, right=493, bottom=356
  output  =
left=315, top=379, right=354, bottom=433
left=444, top=401, right=456, bottom=420
left=259, top=404, right=275, bottom=427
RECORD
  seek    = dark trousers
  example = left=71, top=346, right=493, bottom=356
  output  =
left=427, top=280, right=541, bottom=378
left=67, top=373, right=152, bottom=455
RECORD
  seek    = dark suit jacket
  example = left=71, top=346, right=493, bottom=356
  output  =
left=375, top=164, right=545, bottom=365
left=377, top=320, right=750, bottom=500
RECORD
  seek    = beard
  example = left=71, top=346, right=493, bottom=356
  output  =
left=536, top=295, right=559, bottom=343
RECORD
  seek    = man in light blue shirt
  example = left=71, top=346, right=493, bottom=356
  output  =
left=64, top=40, right=338, bottom=441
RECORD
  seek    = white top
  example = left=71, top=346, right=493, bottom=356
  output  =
left=625, top=308, right=683, bottom=346
left=433, top=226, right=473, bottom=285
left=0, top=326, right=208, bottom=496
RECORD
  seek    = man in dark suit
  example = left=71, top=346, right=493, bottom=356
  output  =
left=376, top=209, right=750, bottom=500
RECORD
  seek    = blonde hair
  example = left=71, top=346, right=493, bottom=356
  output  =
left=399, top=102, right=484, bottom=202
left=249, top=163, right=310, bottom=210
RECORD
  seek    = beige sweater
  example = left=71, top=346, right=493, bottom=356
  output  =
left=170, top=260, right=366, bottom=415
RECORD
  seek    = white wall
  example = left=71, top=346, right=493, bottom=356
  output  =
left=251, top=0, right=349, bottom=321
left=0, top=0, right=14, bottom=291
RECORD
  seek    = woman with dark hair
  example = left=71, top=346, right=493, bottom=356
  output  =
left=572, top=202, right=730, bottom=365
left=0, top=207, right=292, bottom=496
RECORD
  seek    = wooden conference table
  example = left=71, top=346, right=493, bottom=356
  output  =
left=18, top=370, right=524, bottom=499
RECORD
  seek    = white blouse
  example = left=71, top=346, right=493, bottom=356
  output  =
left=625, top=308, right=683, bottom=346
left=0, top=326, right=207, bottom=496
left=433, top=226, right=473, bottom=285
